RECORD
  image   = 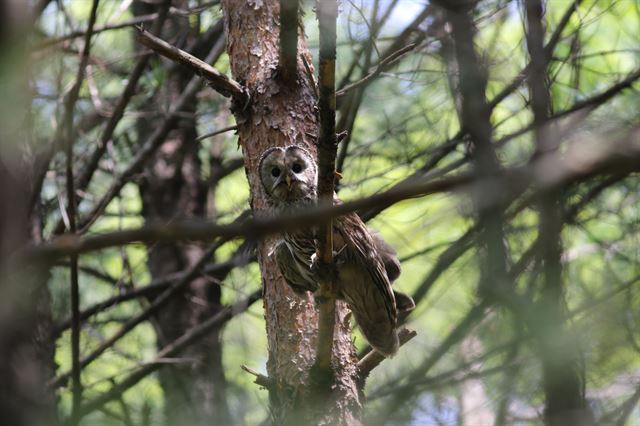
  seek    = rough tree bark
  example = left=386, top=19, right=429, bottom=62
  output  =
left=221, top=1, right=362, bottom=424
left=133, top=1, right=231, bottom=424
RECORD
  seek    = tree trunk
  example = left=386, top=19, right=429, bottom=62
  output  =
left=0, top=12, right=57, bottom=421
left=524, top=1, right=592, bottom=423
left=221, top=1, right=362, bottom=424
left=133, top=2, right=231, bottom=424
left=0, top=157, right=57, bottom=426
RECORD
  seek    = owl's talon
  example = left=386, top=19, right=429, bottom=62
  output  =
left=310, top=254, right=338, bottom=284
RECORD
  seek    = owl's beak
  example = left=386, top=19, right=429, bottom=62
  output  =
left=285, top=174, right=292, bottom=188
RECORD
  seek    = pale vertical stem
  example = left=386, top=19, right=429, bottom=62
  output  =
left=314, top=0, right=338, bottom=375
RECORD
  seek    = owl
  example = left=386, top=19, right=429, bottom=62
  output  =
left=258, top=145, right=414, bottom=356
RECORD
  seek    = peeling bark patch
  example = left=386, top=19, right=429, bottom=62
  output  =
left=250, top=45, right=262, bottom=57
left=249, top=0, right=264, bottom=10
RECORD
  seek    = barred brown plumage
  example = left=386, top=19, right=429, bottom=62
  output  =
left=259, top=145, right=414, bottom=356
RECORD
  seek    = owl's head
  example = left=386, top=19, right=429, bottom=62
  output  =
left=258, top=145, right=317, bottom=208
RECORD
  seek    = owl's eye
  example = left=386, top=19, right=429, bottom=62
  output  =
left=292, top=163, right=303, bottom=173
left=271, top=167, right=281, bottom=177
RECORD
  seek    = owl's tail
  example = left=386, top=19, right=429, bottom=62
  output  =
left=338, top=264, right=401, bottom=356
left=342, top=283, right=398, bottom=356
left=356, top=291, right=414, bottom=355
left=353, top=309, right=399, bottom=356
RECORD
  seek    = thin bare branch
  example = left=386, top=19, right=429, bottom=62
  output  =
left=35, top=1, right=222, bottom=50
left=74, top=40, right=227, bottom=233
left=51, top=1, right=175, bottom=236
left=195, top=124, right=237, bottom=142
left=35, top=13, right=160, bottom=50
left=49, top=242, right=224, bottom=389
left=336, top=43, right=417, bottom=97
left=54, top=247, right=255, bottom=337
left=136, top=26, right=247, bottom=102
left=73, top=290, right=261, bottom=420
left=241, top=365, right=275, bottom=389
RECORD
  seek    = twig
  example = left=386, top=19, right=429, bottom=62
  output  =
left=336, top=43, right=417, bottom=97
left=34, top=1, right=222, bottom=50
left=35, top=13, right=160, bottom=50
left=136, top=26, right=247, bottom=102
left=241, top=365, right=274, bottom=389
left=378, top=6, right=593, bottom=420
left=54, top=245, right=255, bottom=337
left=382, top=360, right=522, bottom=401
left=356, top=0, right=586, bottom=218
left=404, top=166, right=624, bottom=323
left=49, top=241, right=225, bottom=389
left=52, top=1, right=175, bottom=236
left=50, top=22, right=226, bottom=238
left=336, top=0, right=401, bottom=90
left=361, top=63, right=640, bottom=222
left=302, top=55, right=318, bottom=98
left=336, top=5, right=436, bottom=174
left=493, top=67, right=640, bottom=151
left=372, top=302, right=490, bottom=424
left=75, top=40, right=226, bottom=233
left=195, top=124, right=238, bottom=142
left=371, top=273, right=640, bottom=405
left=71, top=291, right=261, bottom=421
left=488, top=0, right=584, bottom=110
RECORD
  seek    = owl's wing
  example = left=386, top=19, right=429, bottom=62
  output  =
left=370, top=230, right=401, bottom=283
left=273, top=240, right=316, bottom=295
left=335, top=212, right=399, bottom=356
left=369, top=231, right=414, bottom=312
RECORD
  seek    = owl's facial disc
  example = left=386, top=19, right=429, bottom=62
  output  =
left=260, top=145, right=316, bottom=205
